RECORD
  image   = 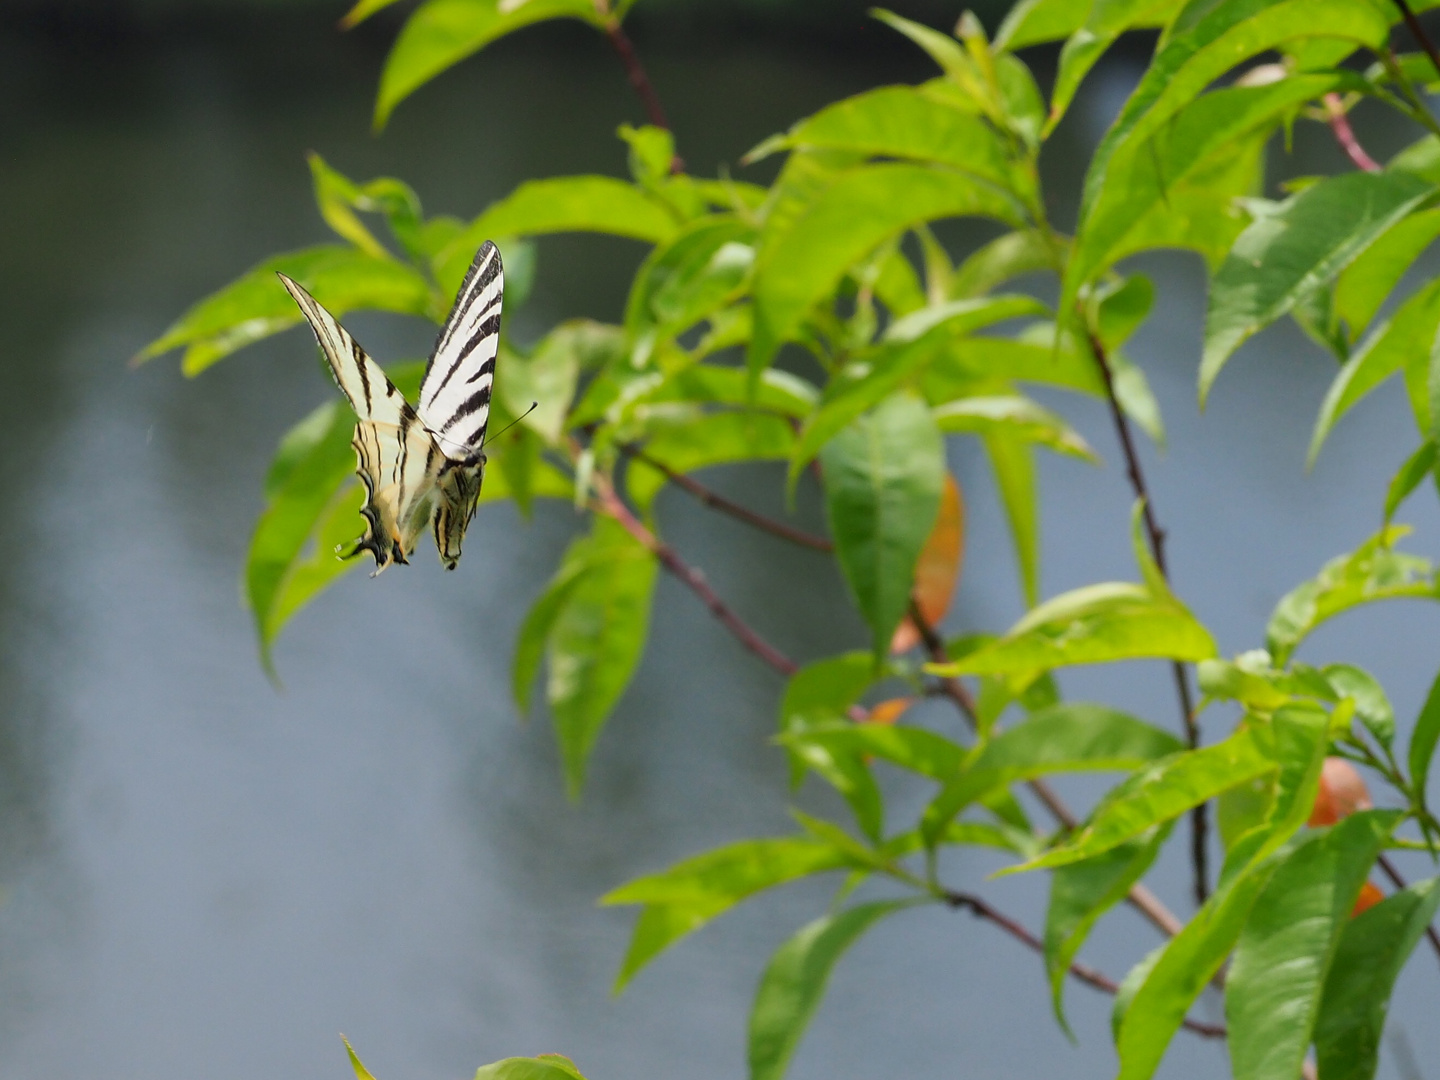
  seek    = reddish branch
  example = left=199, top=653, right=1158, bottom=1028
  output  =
left=601, top=21, right=684, bottom=173
left=1376, top=853, right=1440, bottom=969
left=1322, top=93, right=1382, bottom=172
left=944, top=890, right=1225, bottom=1038
left=1393, top=0, right=1440, bottom=84
left=621, top=444, right=834, bottom=552
left=1086, top=330, right=1209, bottom=908
left=908, top=601, right=1185, bottom=940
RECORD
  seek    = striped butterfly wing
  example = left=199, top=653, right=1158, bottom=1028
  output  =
left=417, top=240, right=504, bottom=459
left=278, top=274, right=445, bottom=573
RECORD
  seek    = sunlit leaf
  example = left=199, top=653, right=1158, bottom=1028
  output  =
left=921, top=703, right=1183, bottom=845
left=1266, top=527, right=1438, bottom=666
left=1226, top=811, right=1401, bottom=1080
left=374, top=0, right=605, bottom=128
left=1323, top=664, right=1395, bottom=751
left=1334, top=205, right=1440, bottom=340
left=1382, top=440, right=1438, bottom=526
left=473, top=1056, right=591, bottom=1080
left=459, top=176, right=681, bottom=246
left=542, top=516, right=658, bottom=796
left=781, top=723, right=965, bottom=782
left=750, top=163, right=1026, bottom=377
left=821, top=392, right=945, bottom=659
left=1045, top=825, right=1171, bottom=1036
left=934, top=396, right=1097, bottom=461
left=949, top=230, right=1057, bottom=298
left=601, top=836, right=856, bottom=991
left=1200, top=171, right=1434, bottom=404
left=136, top=246, right=433, bottom=374
left=1047, top=0, right=1185, bottom=135
left=1310, top=278, right=1440, bottom=464
left=749, top=900, right=921, bottom=1080
left=1315, top=877, right=1440, bottom=1080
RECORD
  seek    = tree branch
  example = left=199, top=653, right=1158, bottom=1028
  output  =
left=907, top=601, right=1185, bottom=940
left=1322, top=93, right=1382, bottom=172
left=620, top=444, right=834, bottom=552
left=1086, top=329, right=1209, bottom=908
left=1393, top=0, right=1440, bottom=83
left=1376, top=853, right=1440, bottom=970
left=943, top=890, right=1224, bottom=1038
left=594, top=473, right=798, bottom=675
left=601, top=20, right=684, bottom=173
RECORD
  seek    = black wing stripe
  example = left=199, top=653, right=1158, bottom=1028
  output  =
left=418, top=241, right=504, bottom=456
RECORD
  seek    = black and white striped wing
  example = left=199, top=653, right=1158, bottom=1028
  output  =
left=417, top=240, right=504, bottom=459
left=278, top=274, right=444, bottom=572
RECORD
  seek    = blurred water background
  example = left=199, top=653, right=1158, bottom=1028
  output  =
left=2, top=2, right=1439, bottom=1078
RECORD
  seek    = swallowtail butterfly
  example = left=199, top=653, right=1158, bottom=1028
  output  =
left=278, top=240, right=504, bottom=573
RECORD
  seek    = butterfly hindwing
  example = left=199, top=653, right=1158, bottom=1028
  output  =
left=278, top=273, right=446, bottom=572
left=418, top=240, right=504, bottom=458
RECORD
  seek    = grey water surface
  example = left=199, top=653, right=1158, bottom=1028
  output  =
left=1, top=10, right=1438, bottom=1080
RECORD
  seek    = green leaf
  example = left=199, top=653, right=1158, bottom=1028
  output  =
left=949, top=230, right=1057, bottom=298
left=1010, top=726, right=1275, bottom=874
left=601, top=836, right=855, bottom=991
left=750, top=163, right=1026, bottom=377
left=820, top=391, right=945, bottom=659
left=1115, top=845, right=1286, bottom=1080
left=929, top=581, right=1216, bottom=679
left=1323, top=664, right=1395, bottom=751
left=343, top=1037, right=380, bottom=1080
left=544, top=517, right=658, bottom=796
left=1311, top=277, right=1440, bottom=464
left=625, top=217, right=755, bottom=349
left=1382, top=440, right=1438, bottom=526
left=781, top=723, right=965, bottom=782
left=921, top=703, right=1184, bottom=844
left=749, top=900, right=921, bottom=1080
left=643, top=365, right=818, bottom=420
left=1200, top=171, right=1435, bottom=404
left=1226, top=811, right=1401, bottom=1080
left=246, top=403, right=361, bottom=673
left=1045, top=824, right=1172, bottom=1037
left=1409, top=669, right=1440, bottom=821
left=513, top=544, right=593, bottom=716
left=757, top=85, right=1019, bottom=195
left=137, top=246, right=433, bottom=374
left=984, top=432, right=1040, bottom=607
left=374, top=0, right=604, bottom=128
left=1315, top=877, right=1440, bottom=1080
left=627, top=413, right=796, bottom=513
left=1266, top=528, right=1438, bottom=666
left=934, top=395, right=1097, bottom=462
left=1069, top=41, right=1369, bottom=316
left=1048, top=0, right=1184, bottom=135
left=498, top=330, right=583, bottom=445
left=308, top=153, right=391, bottom=259
left=1334, top=205, right=1440, bottom=340
left=473, top=1056, right=590, bottom=1080
left=462, top=176, right=680, bottom=246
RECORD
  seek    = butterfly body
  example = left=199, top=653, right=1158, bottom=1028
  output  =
left=278, top=240, right=504, bottom=573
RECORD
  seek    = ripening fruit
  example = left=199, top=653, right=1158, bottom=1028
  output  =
left=1309, top=757, right=1373, bottom=826
left=1352, top=881, right=1385, bottom=917
left=890, top=475, right=964, bottom=653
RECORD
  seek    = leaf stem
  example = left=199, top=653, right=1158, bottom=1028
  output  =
left=1322, top=93, right=1381, bottom=173
left=620, top=443, right=834, bottom=552
left=907, top=601, right=1184, bottom=939
left=1374, top=852, right=1440, bottom=970
left=941, top=889, right=1224, bottom=1038
left=1086, top=327, right=1209, bottom=908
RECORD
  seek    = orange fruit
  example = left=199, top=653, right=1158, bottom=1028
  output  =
left=1309, top=758, right=1373, bottom=826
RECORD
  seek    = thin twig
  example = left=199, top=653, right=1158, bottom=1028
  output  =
left=594, top=473, right=798, bottom=675
left=601, top=21, right=685, bottom=173
left=943, top=890, right=1225, bottom=1039
left=908, top=601, right=1186, bottom=940
left=621, top=444, right=834, bottom=552
left=1394, top=0, right=1440, bottom=82
left=1322, top=93, right=1382, bottom=172
left=1086, top=329, right=1208, bottom=908
left=1376, top=853, right=1440, bottom=969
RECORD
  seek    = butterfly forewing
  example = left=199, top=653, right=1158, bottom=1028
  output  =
left=278, top=273, right=445, bottom=571
left=418, top=240, right=504, bottom=458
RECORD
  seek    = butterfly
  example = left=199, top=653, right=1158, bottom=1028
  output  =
left=278, top=240, right=504, bottom=573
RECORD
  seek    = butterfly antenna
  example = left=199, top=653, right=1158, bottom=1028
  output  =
left=481, top=401, right=539, bottom=450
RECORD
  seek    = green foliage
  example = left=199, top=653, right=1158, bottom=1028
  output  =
left=150, top=0, right=1440, bottom=1075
